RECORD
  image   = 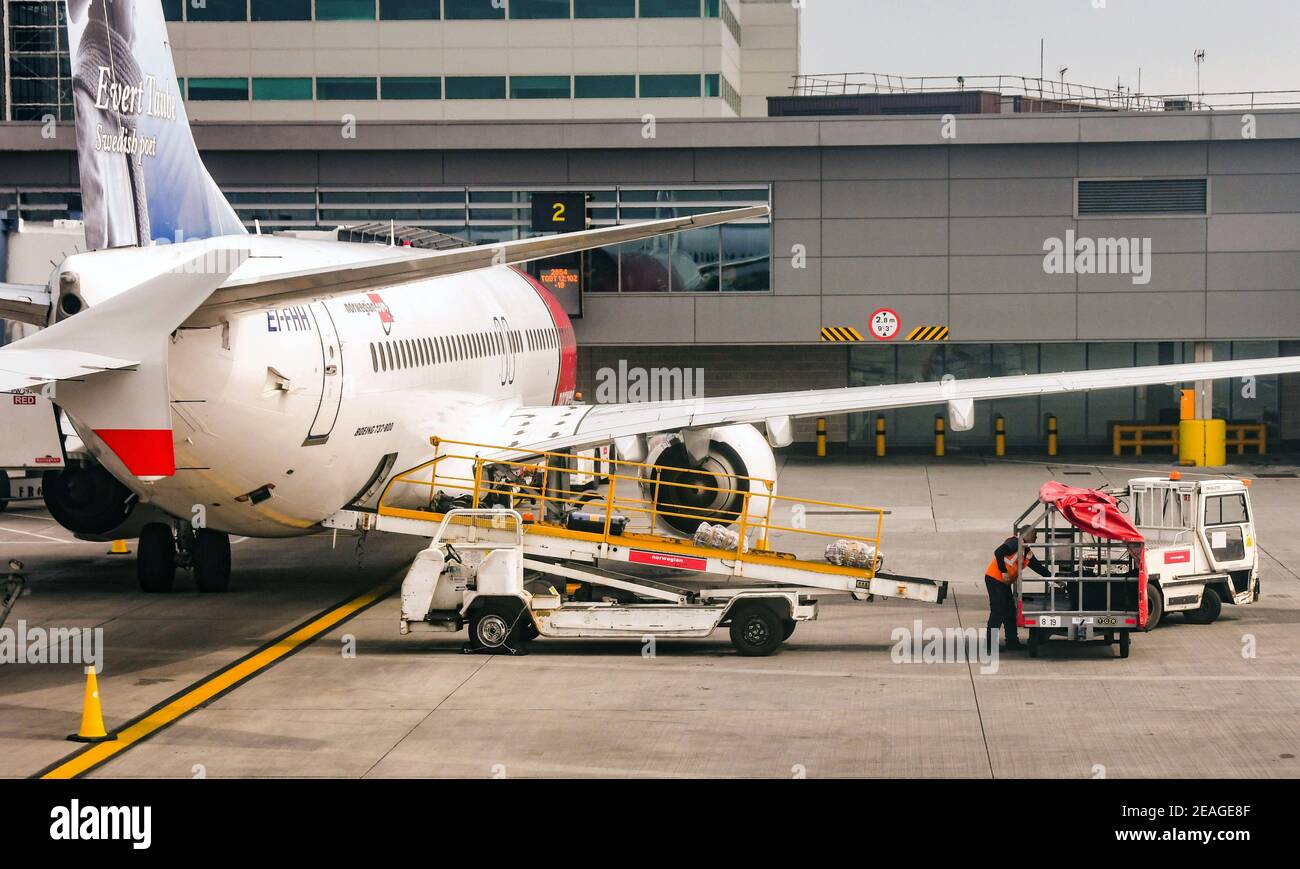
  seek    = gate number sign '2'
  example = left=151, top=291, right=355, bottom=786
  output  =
left=870, top=308, right=901, bottom=340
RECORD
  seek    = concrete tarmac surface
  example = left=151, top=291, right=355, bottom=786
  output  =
left=2, top=453, right=1298, bottom=778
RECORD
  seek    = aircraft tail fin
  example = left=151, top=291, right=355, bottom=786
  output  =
left=66, top=0, right=246, bottom=250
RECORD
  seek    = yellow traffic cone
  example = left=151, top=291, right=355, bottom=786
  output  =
left=107, top=539, right=130, bottom=556
left=67, top=666, right=116, bottom=743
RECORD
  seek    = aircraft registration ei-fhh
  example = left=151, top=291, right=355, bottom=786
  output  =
left=1, top=0, right=1298, bottom=593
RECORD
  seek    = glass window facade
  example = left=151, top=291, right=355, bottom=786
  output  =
left=445, top=76, right=507, bottom=99
left=381, top=77, right=442, bottom=99
left=163, top=0, right=185, bottom=20
left=316, top=0, right=376, bottom=18
left=379, top=0, right=440, bottom=17
left=510, top=0, right=570, bottom=17
left=188, top=77, right=251, bottom=100
left=7, top=0, right=72, bottom=121
left=510, top=75, right=571, bottom=99
left=704, top=73, right=720, bottom=97
left=253, top=77, right=314, bottom=100
left=316, top=77, right=378, bottom=99
left=639, top=0, right=699, bottom=16
left=575, top=75, right=636, bottom=98
left=251, top=0, right=311, bottom=19
left=444, top=0, right=505, bottom=17
left=574, top=0, right=633, bottom=16
left=639, top=74, right=701, bottom=98
left=188, top=0, right=249, bottom=20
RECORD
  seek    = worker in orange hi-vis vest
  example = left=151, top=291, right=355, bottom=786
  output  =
left=985, top=526, right=1050, bottom=651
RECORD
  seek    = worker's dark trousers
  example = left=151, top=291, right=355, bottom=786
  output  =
left=984, top=576, right=1018, bottom=646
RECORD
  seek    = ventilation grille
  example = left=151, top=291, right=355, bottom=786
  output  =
left=1077, top=178, right=1208, bottom=216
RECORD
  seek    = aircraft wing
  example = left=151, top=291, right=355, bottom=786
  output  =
left=488, top=355, right=1300, bottom=455
left=186, top=206, right=768, bottom=326
left=0, top=283, right=52, bottom=327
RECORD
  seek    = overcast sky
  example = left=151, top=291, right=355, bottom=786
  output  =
left=800, top=0, right=1300, bottom=98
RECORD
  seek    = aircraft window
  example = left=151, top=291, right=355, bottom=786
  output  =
left=420, top=338, right=429, bottom=366
left=399, top=341, right=408, bottom=368
left=383, top=343, right=392, bottom=371
left=436, top=336, right=444, bottom=363
left=416, top=339, right=425, bottom=366
left=423, top=338, right=431, bottom=365
left=370, top=343, right=377, bottom=372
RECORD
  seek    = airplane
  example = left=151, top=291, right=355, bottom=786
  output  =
left=3, top=0, right=1299, bottom=596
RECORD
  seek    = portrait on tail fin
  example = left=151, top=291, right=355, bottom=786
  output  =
left=66, top=0, right=246, bottom=250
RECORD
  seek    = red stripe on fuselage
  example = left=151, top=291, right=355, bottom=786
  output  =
left=514, top=267, right=577, bottom=405
left=94, top=429, right=175, bottom=477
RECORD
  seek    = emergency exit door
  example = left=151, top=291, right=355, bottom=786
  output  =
left=304, top=302, right=343, bottom=446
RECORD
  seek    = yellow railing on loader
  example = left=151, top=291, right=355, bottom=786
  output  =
left=376, top=437, right=886, bottom=578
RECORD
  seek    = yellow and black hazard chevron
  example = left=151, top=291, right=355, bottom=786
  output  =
left=907, top=325, right=950, bottom=342
left=820, top=326, right=864, bottom=342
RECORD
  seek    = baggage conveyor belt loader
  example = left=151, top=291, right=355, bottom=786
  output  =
left=323, top=438, right=948, bottom=656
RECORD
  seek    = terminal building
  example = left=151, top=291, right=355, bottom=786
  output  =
left=2, top=0, right=1298, bottom=452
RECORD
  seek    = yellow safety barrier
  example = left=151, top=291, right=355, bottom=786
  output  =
left=874, top=415, right=886, bottom=458
left=1046, top=414, right=1058, bottom=457
left=816, top=417, right=827, bottom=458
left=376, top=437, right=887, bottom=576
left=1112, top=424, right=1179, bottom=456
left=1180, top=419, right=1227, bottom=467
left=1115, top=422, right=1267, bottom=458
left=934, top=416, right=945, bottom=457
left=994, top=415, right=1006, bottom=457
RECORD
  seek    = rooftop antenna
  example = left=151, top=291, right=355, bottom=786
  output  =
left=1193, top=49, right=1206, bottom=107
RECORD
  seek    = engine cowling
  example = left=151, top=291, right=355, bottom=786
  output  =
left=42, top=464, right=136, bottom=535
left=643, top=424, right=777, bottom=535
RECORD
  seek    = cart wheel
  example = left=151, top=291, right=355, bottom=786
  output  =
left=1117, top=631, right=1131, bottom=659
left=1184, top=588, right=1222, bottom=625
left=1146, top=585, right=1164, bottom=629
left=469, top=602, right=523, bottom=651
left=729, top=603, right=783, bottom=657
left=782, top=619, right=797, bottom=641
left=1026, top=628, right=1041, bottom=658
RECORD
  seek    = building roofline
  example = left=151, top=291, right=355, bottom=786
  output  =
left=2, top=109, right=1298, bottom=152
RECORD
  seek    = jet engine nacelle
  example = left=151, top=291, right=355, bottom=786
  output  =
left=642, top=423, right=777, bottom=536
left=42, top=463, right=137, bottom=536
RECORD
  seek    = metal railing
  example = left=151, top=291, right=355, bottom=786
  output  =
left=377, top=437, right=886, bottom=575
left=789, top=73, right=1300, bottom=112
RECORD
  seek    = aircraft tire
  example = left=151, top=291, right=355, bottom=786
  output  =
left=137, top=523, right=176, bottom=594
left=193, top=530, right=232, bottom=593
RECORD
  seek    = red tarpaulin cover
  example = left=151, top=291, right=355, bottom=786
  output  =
left=1038, top=482, right=1148, bottom=627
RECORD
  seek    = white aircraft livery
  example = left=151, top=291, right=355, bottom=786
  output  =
left=2, top=0, right=1300, bottom=595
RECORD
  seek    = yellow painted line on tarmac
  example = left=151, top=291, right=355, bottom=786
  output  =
left=36, top=577, right=398, bottom=780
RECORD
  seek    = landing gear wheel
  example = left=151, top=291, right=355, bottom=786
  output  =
left=729, top=603, right=783, bottom=657
left=468, top=602, right=526, bottom=653
left=1027, top=628, right=1043, bottom=658
left=1184, top=587, right=1222, bottom=624
left=1117, top=631, right=1131, bottom=659
left=193, top=529, right=232, bottom=593
left=782, top=619, right=797, bottom=641
left=137, top=523, right=176, bottom=593
left=1146, top=585, right=1164, bottom=629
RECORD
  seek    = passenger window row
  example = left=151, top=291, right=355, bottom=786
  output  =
left=368, top=326, right=558, bottom=373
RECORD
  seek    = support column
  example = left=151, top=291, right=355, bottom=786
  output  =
left=1180, top=341, right=1226, bottom=467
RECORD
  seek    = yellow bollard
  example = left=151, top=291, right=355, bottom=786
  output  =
left=994, top=415, right=1006, bottom=457
left=874, top=415, right=886, bottom=458
left=816, top=417, right=827, bottom=458
left=107, top=539, right=130, bottom=556
left=68, top=666, right=116, bottom=743
left=934, top=416, right=945, bottom=457
left=1046, top=415, right=1058, bottom=457
left=1179, top=419, right=1227, bottom=467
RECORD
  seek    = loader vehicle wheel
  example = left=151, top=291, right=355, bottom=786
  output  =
left=193, top=530, right=232, bottom=593
left=1026, top=628, right=1042, bottom=658
left=1117, top=631, right=1131, bottom=659
left=729, top=602, right=783, bottom=657
left=781, top=619, right=797, bottom=641
left=1145, top=585, right=1164, bottom=629
left=1184, top=587, right=1222, bottom=625
left=470, top=602, right=523, bottom=650
left=137, top=523, right=176, bottom=594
